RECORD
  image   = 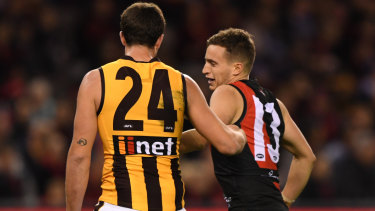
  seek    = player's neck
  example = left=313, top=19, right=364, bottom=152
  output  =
left=231, top=73, right=249, bottom=83
left=124, top=45, right=157, bottom=62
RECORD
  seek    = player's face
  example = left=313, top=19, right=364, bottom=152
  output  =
left=203, top=45, right=234, bottom=90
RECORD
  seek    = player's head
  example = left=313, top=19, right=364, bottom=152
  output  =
left=203, top=28, right=256, bottom=90
left=120, top=2, right=166, bottom=49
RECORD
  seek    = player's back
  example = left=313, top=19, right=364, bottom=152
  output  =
left=97, top=56, right=186, bottom=211
left=211, top=79, right=288, bottom=210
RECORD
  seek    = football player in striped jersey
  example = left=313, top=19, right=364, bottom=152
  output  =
left=181, top=28, right=316, bottom=210
left=65, top=4, right=247, bottom=211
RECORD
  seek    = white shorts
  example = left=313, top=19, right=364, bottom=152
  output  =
left=95, top=201, right=186, bottom=211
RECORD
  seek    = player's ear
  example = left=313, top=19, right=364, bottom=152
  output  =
left=154, top=34, right=164, bottom=52
left=233, top=62, right=244, bottom=76
left=119, top=31, right=127, bottom=47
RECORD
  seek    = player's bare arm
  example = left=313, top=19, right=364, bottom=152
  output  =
left=66, top=69, right=101, bottom=211
left=209, top=85, right=244, bottom=125
left=181, top=83, right=245, bottom=154
left=180, top=129, right=208, bottom=153
left=277, top=99, right=316, bottom=207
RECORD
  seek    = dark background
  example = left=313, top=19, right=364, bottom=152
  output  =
left=1, top=0, right=375, bottom=208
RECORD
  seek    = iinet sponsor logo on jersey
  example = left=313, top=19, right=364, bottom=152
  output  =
left=113, top=135, right=177, bottom=156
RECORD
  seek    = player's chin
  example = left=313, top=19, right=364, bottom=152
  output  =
left=208, top=85, right=217, bottom=91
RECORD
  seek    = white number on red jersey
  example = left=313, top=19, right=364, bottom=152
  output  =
left=253, top=96, right=281, bottom=163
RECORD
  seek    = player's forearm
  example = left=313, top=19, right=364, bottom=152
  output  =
left=199, top=124, right=246, bottom=155
left=282, top=155, right=315, bottom=206
left=180, top=129, right=208, bottom=154
left=66, top=155, right=91, bottom=211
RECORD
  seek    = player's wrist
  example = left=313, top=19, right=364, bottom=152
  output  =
left=281, top=193, right=295, bottom=207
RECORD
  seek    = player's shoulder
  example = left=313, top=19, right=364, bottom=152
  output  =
left=182, top=74, right=198, bottom=88
left=213, top=84, right=241, bottom=98
left=83, top=68, right=100, bottom=82
left=276, top=98, right=288, bottom=116
left=79, top=68, right=102, bottom=93
left=210, top=84, right=243, bottom=105
left=181, top=73, right=192, bottom=82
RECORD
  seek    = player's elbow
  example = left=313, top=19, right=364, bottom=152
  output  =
left=297, top=150, right=316, bottom=168
left=67, top=150, right=91, bottom=165
left=304, top=148, right=316, bottom=164
left=308, top=151, right=317, bottom=165
left=306, top=153, right=316, bottom=172
left=217, top=140, right=244, bottom=156
left=68, top=154, right=87, bottom=165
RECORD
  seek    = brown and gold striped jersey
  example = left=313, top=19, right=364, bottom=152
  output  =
left=96, top=56, right=186, bottom=211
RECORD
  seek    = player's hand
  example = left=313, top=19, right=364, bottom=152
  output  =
left=227, top=124, right=247, bottom=147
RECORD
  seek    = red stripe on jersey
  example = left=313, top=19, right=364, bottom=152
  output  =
left=231, top=81, right=256, bottom=157
left=273, top=181, right=280, bottom=191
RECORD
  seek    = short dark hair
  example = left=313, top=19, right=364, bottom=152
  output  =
left=120, top=2, right=166, bottom=47
left=207, top=28, right=256, bottom=72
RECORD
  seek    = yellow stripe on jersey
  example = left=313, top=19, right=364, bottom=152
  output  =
left=157, top=156, right=176, bottom=211
left=99, top=155, right=117, bottom=205
left=127, top=156, right=148, bottom=211
left=97, top=56, right=186, bottom=211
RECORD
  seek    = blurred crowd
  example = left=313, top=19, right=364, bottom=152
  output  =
left=1, top=0, right=375, bottom=208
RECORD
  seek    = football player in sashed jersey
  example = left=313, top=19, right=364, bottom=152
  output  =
left=180, top=28, right=316, bottom=211
left=65, top=3, right=247, bottom=211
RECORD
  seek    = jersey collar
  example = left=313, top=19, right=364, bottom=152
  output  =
left=121, top=55, right=160, bottom=63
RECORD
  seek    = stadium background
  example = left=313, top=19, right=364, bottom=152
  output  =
left=1, top=0, right=375, bottom=210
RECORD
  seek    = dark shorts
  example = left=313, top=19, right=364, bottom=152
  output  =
left=216, top=174, right=289, bottom=211
left=228, top=199, right=288, bottom=211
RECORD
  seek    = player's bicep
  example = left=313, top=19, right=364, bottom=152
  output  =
left=209, top=85, right=242, bottom=125
left=185, top=76, right=212, bottom=122
left=70, top=70, right=100, bottom=156
left=184, top=76, right=224, bottom=136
